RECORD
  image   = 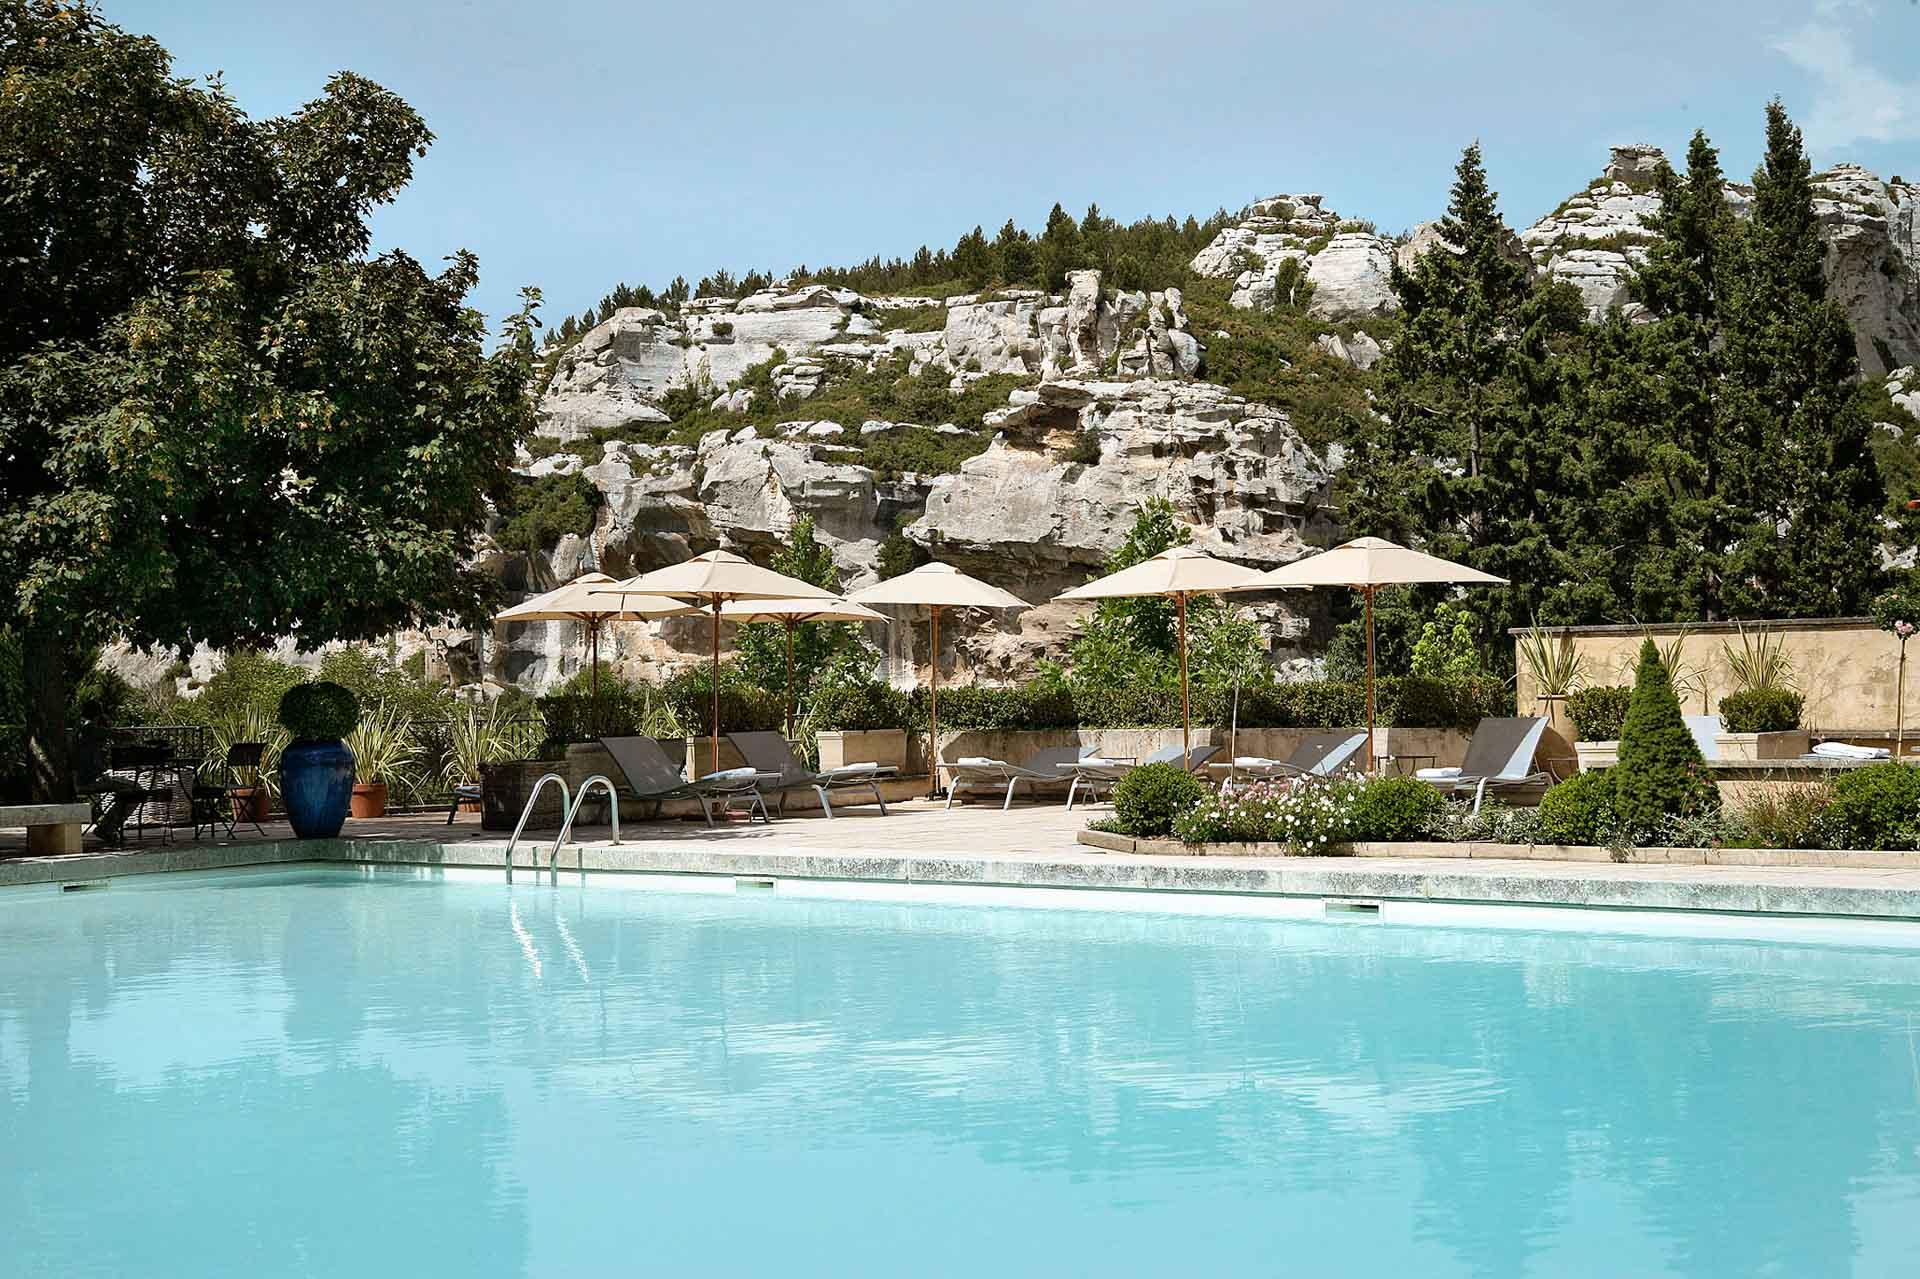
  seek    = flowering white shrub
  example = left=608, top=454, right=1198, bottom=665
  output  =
left=1173, top=778, right=1361, bottom=854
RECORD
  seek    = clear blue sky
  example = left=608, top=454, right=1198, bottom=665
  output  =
left=118, top=0, right=1919, bottom=333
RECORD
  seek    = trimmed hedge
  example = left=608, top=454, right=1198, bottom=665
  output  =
left=920, top=676, right=1510, bottom=733
left=1815, top=762, right=1920, bottom=850
left=664, top=667, right=783, bottom=736
left=809, top=682, right=913, bottom=731
left=278, top=681, right=360, bottom=741
left=1112, top=762, right=1207, bottom=838
left=1719, top=687, right=1804, bottom=733
left=1567, top=686, right=1632, bottom=740
left=1537, top=769, right=1620, bottom=846
left=1347, top=776, right=1445, bottom=841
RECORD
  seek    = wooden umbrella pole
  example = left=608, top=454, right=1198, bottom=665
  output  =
left=589, top=618, right=601, bottom=741
left=1177, top=592, right=1190, bottom=755
left=929, top=605, right=942, bottom=799
left=1364, top=584, right=1377, bottom=773
left=710, top=598, right=722, bottom=776
left=784, top=621, right=796, bottom=742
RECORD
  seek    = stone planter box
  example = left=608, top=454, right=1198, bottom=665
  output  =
left=680, top=736, right=749, bottom=778
left=817, top=728, right=909, bottom=773
left=1714, top=730, right=1811, bottom=762
left=1574, top=740, right=1619, bottom=772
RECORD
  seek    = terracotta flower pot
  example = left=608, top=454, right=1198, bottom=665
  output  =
left=233, top=786, right=271, bottom=824
left=349, top=780, right=388, bottom=820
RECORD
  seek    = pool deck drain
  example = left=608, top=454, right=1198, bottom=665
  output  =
left=7, top=801, right=1920, bottom=921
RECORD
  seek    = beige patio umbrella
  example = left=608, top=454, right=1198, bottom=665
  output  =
left=848, top=563, right=1030, bottom=796
left=1230, top=537, right=1507, bottom=771
left=718, top=596, right=890, bottom=740
left=493, top=572, right=694, bottom=737
left=1054, top=546, right=1269, bottom=754
left=592, top=551, right=837, bottom=774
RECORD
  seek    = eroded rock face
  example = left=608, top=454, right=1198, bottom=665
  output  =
left=1814, top=165, right=1919, bottom=376
left=1519, top=145, right=1664, bottom=315
left=1189, top=194, right=1398, bottom=317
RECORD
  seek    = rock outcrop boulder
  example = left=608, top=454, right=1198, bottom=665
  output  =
left=1189, top=194, right=1398, bottom=317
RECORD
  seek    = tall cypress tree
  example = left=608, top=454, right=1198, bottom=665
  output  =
left=1345, top=142, right=1587, bottom=638
left=1718, top=101, right=1885, bottom=616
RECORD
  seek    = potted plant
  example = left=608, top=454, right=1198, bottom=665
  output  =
left=448, top=701, right=543, bottom=813
left=1567, top=686, right=1632, bottom=771
left=1871, top=576, right=1920, bottom=755
left=1714, top=624, right=1809, bottom=761
left=277, top=681, right=360, bottom=838
left=1515, top=621, right=1585, bottom=775
left=344, top=703, right=415, bottom=819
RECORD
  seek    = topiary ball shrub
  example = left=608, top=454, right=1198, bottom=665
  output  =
left=1718, top=687, right=1804, bottom=734
left=1612, top=639, right=1719, bottom=835
left=1112, top=762, right=1207, bottom=839
left=1813, top=762, right=1920, bottom=850
left=1347, top=775, right=1445, bottom=842
left=1567, top=686, right=1632, bottom=741
left=1536, top=769, right=1620, bottom=846
left=278, top=681, right=360, bottom=742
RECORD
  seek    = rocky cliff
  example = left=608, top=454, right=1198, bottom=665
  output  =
left=440, top=147, right=1920, bottom=696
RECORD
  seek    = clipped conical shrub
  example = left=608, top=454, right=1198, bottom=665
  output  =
left=1612, top=638, right=1719, bottom=834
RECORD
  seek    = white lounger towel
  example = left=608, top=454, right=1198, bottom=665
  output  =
left=1416, top=766, right=1463, bottom=780
left=1077, top=756, right=1123, bottom=767
left=1234, top=756, right=1283, bottom=768
left=955, top=756, right=999, bottom=767
left=699, top=766, right=759, bottom=782
left=825, top=761, right=882, bottom=775
left=1811, top=742, right=1890, bottom=760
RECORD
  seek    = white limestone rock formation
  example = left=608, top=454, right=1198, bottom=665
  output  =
left=1518, top=144, right=1665, bottom=316
left=1812, top=166, right=1919, bottom=376
left=1189, top=194, right=1398, bottom=317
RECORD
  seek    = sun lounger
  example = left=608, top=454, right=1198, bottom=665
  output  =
left=1065, top=744, right=1221, bottom=810
left=1213, top=731, right=1368, bottom=793
left=727, top=731, right=897, bottom=817
left=1417, top=716, right=1550, bottom=813
left=598, top=736, right=775, bottom=827
left=1809, top=741, right=1891, bottom=761
left=945, top=745, right=1097, bottom=811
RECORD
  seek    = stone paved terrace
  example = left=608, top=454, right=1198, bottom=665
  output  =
left=7, top=800, right=1920, bottom=924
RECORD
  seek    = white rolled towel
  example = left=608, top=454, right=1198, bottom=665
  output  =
left=1812, top=742, right=1889, bottom=760
left=700, top=766, right=759, bottom=782
left=1416, top=766, right=1463, bottom=780
left=955, top=756, right=999, bottom=767
left=825, top=761, right=881, bottom=774
left=1234, top=756, right=1283, bottom=768
left=1077, top=756, right=1122, bottom=767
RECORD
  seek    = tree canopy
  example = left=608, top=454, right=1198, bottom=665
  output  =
left=0, top=1, right=538, bottom=799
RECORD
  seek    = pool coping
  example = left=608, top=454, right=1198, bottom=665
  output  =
left=9, top=832, right=1920, bottom=923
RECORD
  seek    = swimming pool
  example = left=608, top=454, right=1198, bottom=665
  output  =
left=3, top=866, right=1917, bottom=1277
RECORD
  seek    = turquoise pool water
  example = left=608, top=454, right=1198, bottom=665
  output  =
left=2, top=868, right=1918, bottom=1277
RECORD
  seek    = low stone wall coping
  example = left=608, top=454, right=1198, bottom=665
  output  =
left=1075, top=830, right=1920, bottom=871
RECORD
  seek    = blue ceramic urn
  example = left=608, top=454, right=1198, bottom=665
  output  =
left=279, top=738, right=355, bottom=839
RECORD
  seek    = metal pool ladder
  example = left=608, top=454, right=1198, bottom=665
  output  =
left=503, top=773, right=621, bottom=880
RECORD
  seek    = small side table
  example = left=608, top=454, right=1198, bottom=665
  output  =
left=1383, top=754, right=1435, bottom=777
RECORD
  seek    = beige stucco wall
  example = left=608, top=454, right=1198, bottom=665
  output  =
left=1512, top=618, right=1906, bottom=733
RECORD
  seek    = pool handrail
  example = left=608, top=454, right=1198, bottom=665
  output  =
left=504, top=773, right=571, bottom=881
left=555, top=774, right=621, bottom=872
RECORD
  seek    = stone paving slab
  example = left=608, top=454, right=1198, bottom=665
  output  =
left=7, top=801, right=1920, bottom=922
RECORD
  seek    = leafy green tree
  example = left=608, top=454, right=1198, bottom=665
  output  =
left=0, top=1, right=537, bottom=802
left=1612, top=639, right=1718, bottom=831
left=733, top=516, right=876, bottom=723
